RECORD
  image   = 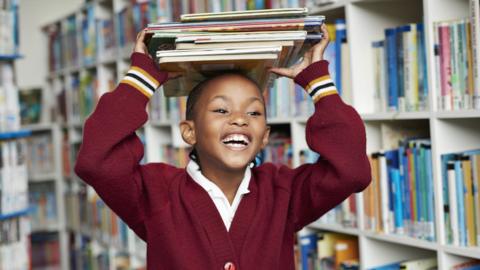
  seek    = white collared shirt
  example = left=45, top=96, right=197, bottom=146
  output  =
left=186, top=160, right=251, bottom=231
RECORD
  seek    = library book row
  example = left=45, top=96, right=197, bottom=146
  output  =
left=20, top=0, right=480, bottom=269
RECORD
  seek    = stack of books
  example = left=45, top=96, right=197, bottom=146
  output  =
left=146, top=8, right=325, bottom=96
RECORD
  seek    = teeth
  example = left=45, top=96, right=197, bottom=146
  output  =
left=222, top=134, right=250, bottom=144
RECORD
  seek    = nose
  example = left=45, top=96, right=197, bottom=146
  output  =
left=229, top=111, right=248, bottom=126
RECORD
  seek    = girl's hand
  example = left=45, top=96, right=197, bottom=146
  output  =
left=269, top=23, right=330, bottom=79
left=133, top=29, right=151, bottom=57
left=134, top=29, right=182, bottom=80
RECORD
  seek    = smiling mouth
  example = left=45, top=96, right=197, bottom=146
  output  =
left=221, top=134, right=250, bottom=150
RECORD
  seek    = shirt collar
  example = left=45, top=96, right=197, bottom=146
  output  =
left=186, top=160, right=251, bottom=197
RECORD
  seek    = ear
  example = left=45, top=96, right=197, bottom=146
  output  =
left=179, top=120, right=196, bottom=145
left=261, top=126, right=270, bottom=149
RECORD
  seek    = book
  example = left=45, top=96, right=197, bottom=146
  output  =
left=158, top=47, right=281, bottom=96
left=471, top=0, right=480, bottom=109
left=18, top=87, right=43, bottom=125
left=399, top=257, right=436, bottom=270
left=180, top=7, right=309, bottom=22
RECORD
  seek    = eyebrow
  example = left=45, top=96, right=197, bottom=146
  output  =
left=209, top=95, right=263, bottom=104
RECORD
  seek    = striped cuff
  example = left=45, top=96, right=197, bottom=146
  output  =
left=294, top=60, right=338, bottom=103
left=120, top=65, right=160, bottom=98
left=304, top=74, right=338, bottom=102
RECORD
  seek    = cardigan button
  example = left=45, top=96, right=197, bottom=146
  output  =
left=224, top=262, right=235, bottom=270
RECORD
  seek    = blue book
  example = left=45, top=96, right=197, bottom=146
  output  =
left=299, top=232, right=318, bottom=270
left=385, top=28, right=398, bottom=110
left=335, top=19, right=346, bottom=95
left=385, top=150, right=399, bottom=227
left=396, top=25, right=409, bottom=110
left=391, top=168, right=403, bottom=231
left=454, top=157, right=466, bottom=246
left=368, top=262, right=401, bottom=270
left=412, top=142, right=422, bottom=238
left=416, top=23, right=428, bottom=110
left=402, top=142, right=412, bottom=232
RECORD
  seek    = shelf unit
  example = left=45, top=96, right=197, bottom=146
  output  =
left=0, top=1, right=32, bottom=268
left=39, top=0, right=480, bottom=269
left=306, top=0, right=480, bottom=269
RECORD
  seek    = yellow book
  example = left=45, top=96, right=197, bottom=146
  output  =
left=466, top=21, right=475, bottom=106
left=462, top=155, right=477, bottom=246
left=370, top=153, right=381, bottom=232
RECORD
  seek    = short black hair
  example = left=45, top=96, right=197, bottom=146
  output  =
left=185, top=71, right=263, bottom=120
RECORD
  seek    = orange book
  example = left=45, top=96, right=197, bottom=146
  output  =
left=334, top=238, right=359, bottom=269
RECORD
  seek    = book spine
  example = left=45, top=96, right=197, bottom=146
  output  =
left=438, top=23, right=453, bottom=110
left=447, top=161, right=460, bottom=245
left=396, top=26, right=406, bottom=112
left=474, top=154, right=480, bottom=246
left=466, top=21, right=475, bottom=110
left=450, top=22, right=462, bottom=110
left=379, top=153, right=391, bottom=234
left=404, top=24, right=418, bottom=112
left=385, top=28, right=398, bottom=111
left=471, top=0, right=480, bottom=109
left=335, top=19, right=346, bottom=95
left=462, top=155, right=477, bottom=246
left=417, top=23, right=428, bottom=111
left=455, top=158, right=467, bottom=246
left=459, top=21, right=470, bottom=109
left=425, top=145, right=434, bottom=241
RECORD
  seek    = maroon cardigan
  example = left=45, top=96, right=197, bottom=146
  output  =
left=74, top=52, right=371, bottom=270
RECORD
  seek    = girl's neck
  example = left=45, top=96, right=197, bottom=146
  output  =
left=199, top=161, right=247, bottom=204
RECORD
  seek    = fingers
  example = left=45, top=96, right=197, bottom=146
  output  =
left=312, top=24, right=330, bottom=62
left=136, top=28, right=147, bottom=42
left=269, top=67, right=294, bottom=78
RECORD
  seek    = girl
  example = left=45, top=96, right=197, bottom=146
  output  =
left=74, top=24, right=371, bottom=270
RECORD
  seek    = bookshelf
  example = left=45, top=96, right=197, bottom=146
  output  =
left=0, top=0, right=32, bottom=268
left=40, top=0, right=480, bottom=270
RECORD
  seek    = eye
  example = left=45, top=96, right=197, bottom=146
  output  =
left=213, top=108, right=228, bottom=114
left=248, top=111, right=262, bottom=116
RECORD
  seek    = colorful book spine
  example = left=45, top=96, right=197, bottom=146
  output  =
left=443, top=150, right=480, bottom=247
left=364, top=139, right=435, bottom=241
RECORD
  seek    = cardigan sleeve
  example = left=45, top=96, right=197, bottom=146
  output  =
left=74, top=52, right=168, bottom=241
left=283, top=60, right=372, bottom=232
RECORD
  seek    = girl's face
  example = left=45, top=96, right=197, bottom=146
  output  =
left=181, top=74, right=270, bottom=172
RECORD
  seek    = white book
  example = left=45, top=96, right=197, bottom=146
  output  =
left=379, top=153, right=391, bottom=234
left=175, top=31, right=307, bottom=43
left=471, top=0, right=480, bottom=109
left=157, top=45, right=282, bottom=57
left=403, top=24, right=418, bottom=112
left=448, top=161, right=460, bottom=246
